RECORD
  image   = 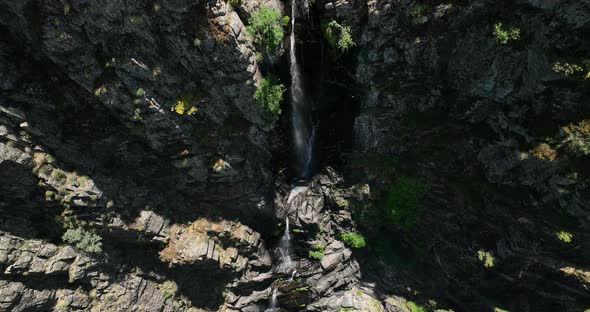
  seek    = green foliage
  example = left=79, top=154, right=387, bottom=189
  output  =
left=552, top=62, right=584, bottom=76
left=132, top=108, right=142, bottom=121
left=493, top=23, right=520, bottom=45
left=171, top=94, right=199, bottom=115
left=308, top=245, right=325, bottom=260
left=246, top=7, right=284, bottom=55
left=556, top=231, right=573, bottom=243
left=385, top=177, right=426, bottom=229
left=341, top=232, right=366, bottom=248
left=477, top=250, right=495, bottom=268
left=228, top=0, right=239, bottom=7
left=322, top=20, right=355, bottom=52
left=566, top=134, right=590, bottom=156
left=407, top=301, right=427, bottom=312
left=62, top=228, right=102, bottom=253
left=294, top=286, right=310, bottom=292
left=409, top=4, right=428, bottom=24
left=51, top=169, right=67, bottom=184
left=254, top=76, right=285, bottom=120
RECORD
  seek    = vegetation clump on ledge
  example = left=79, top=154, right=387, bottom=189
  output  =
left=246, top=7, right=286, bottom=55
left=308, top=245, right=325, bottom=260
left=493, top=22, right=520, bottom=44
left=62, top=227, right=103, bottom=253
left=254, top=76, right=285, bottom=120
left=341, top=232, right=366, bottom=248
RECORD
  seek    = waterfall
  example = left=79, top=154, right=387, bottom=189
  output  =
left=290, top=0, right=315, bottom=179
left=278, top=218, right=293, bottom=268
left=289, top=270, right=297, bottom=281
left=269, top=287, right=278, bottom=311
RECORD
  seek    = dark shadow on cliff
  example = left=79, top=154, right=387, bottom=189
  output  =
left=348, top=109, right=590, bottom=312
left=0, top=158, right=62, bottom=241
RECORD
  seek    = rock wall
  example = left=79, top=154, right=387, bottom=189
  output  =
left=0, top=0, right=285, bottom=310
left=319, top=0, right=590, bottom=310
left=1, top=0, right=589, bottom=311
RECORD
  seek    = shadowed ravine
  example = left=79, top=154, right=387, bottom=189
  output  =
left=290, top=0, right=316, bottom=181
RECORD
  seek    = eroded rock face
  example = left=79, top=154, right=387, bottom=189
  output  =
left=318, top=0, right=590, bottom=310
left=0, top=0, right=277, bottom=231
left=0, top=0, right=286, bottom=310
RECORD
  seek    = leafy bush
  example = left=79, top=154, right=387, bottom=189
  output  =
left=254, top=76, right=285, bottom=120
left=62, top=227, right=102, bottom=253
left=340, top=232, right=366, bottom=248
left=171, top=96, right=198, bottom=116
left=308, top=245, right=325, bottom=260
left=51, top=169, right=67, bottom=184
left=247, top=7, right=285, bottom=54
left=477, top=250, right=495, bottom=268
left=552, top=62, right=584, bottom=76
left=556, top=231, right=573, bottom=243
left=493, top=23, right=520, bottom=44
left=407, top=301, right=427, bottom=312
left=409, top=4, right=428, bottom=24
left=322, top=20, right=355, bottom=52
left=386, top=177, right=426, bottom=229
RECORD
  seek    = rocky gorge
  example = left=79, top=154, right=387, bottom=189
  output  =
left=1, top=0, right=589, bottom=311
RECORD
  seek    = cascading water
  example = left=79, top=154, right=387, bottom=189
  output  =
left=269, top=288, right=278, bottom=311
left=278, top=218, right=293, bottom=269
left=290, top=0, right=315, bottom=180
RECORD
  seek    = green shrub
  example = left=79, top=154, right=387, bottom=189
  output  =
left=171, top=94, right=199, bottom=115
left=552, top=62, right=584, bottom=76
left=556, top=231, right=573, bottom=243
left=341, top=232, right=366, bottom=248
left=246, top=7, right=285, bottom=54
left=409, top=4, right=428, bottom=24
left=308, top=245, right=325, bottom=260
left=322, top=20, right=355, bottom=52
left=254, top=76, right=285, bottom=120
left=407, top=301, right=427, bottom=312
left=386, top=177, right=425, bottom=229
left=62, top=227, right=102, bottom=253
left=477, top=249, right=495, bottom=268
left=493, top=23, right=520, bottom=45
left=51, top=169, right=67, bottom=184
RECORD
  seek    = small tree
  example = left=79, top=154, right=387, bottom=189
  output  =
left=254, top=76, right=285, bottom=120
left=322, top=20, right=355, bottom=52
left=493, top=23, right=520, bottom=45
left=62, top=227, right=102, bottom=253
left=247, top=7, right=285, bottom=55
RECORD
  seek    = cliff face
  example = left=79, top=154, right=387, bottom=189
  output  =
left=322, top=0, right=590, bottom=310
left=0, top=0, right=282, bottom=310
left=1, top=0, right=279, bottom=230
left=1, top=0, right=589, bottom=311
